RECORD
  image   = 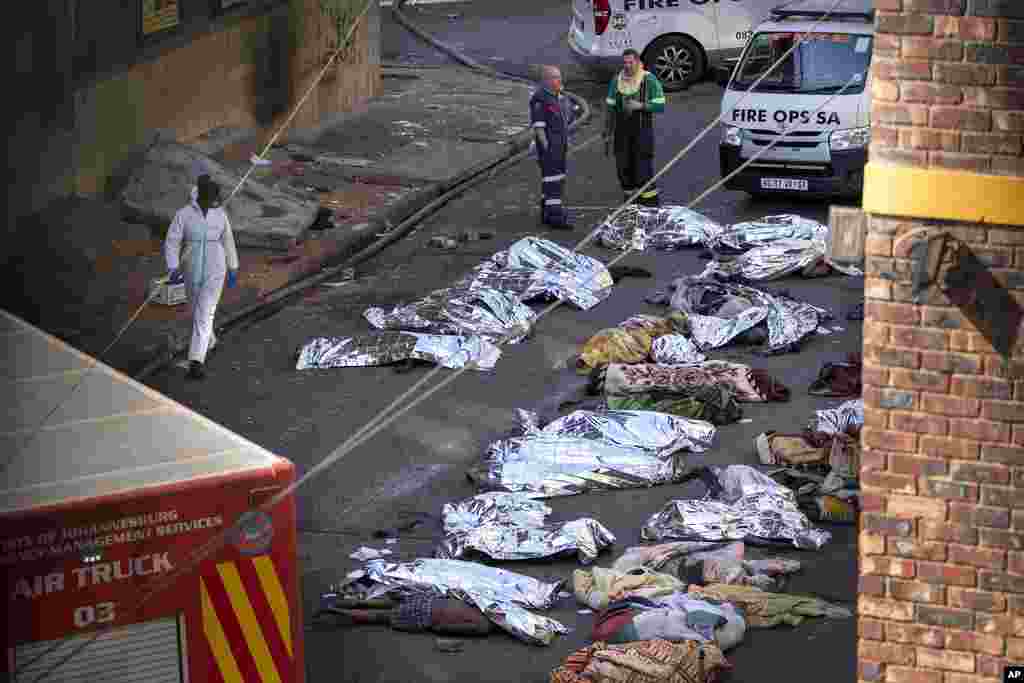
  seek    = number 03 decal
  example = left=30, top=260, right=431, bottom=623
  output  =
left=74, top=602, right=116, bottom=628
left=736, top=30, right=753, bottom=41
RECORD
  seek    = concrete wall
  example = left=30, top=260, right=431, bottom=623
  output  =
left=857, top=1, right=1024, bottom=682
left=6, top=0, right=381, bottom=227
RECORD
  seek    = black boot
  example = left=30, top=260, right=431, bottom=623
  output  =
left=187, top=361, right=206, bottom=380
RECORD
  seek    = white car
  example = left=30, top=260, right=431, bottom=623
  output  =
left=718, top=0, right=874, bottom=199
left=568, top=0, right=779, bottom=90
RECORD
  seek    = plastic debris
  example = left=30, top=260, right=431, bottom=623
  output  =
left=350, top=547, right=393, bottom=561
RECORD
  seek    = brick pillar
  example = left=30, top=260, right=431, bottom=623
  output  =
left=858, top=2, right=1024, bottom=682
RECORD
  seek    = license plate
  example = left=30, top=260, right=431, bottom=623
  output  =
left=761, top=178, right=809, bottom=191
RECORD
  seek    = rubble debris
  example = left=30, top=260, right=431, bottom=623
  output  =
left=686, top=584, right=852, bottom=627
left=641, top=465, right=832, bottom=550
left=549, top=639, right=730, bottom=683
left=295, top=332, right=501, bottom=371
left=364, top=287, right=537, bottom=344
left=335, top=558, right=568, bottom=645
left=467, top=409, right=716, bottom=498
left=592, top=361, right=790, bottom=403
left=437, top=492, right=616, bottom=564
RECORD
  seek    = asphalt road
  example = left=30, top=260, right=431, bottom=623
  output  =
left=143, top=4, right=864, bottom=681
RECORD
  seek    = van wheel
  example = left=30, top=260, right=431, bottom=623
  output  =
left=644, top=36, right=705, bottom=92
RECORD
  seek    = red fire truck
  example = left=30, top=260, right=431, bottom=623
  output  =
left=1, top=309, right=304, bottom=682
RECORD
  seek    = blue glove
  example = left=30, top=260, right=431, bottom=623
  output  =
left=226, top=270, right=238, bottom=289
left=168, top=269, right=184, bottom=284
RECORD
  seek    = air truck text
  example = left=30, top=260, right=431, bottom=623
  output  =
left=732, top=109, right=842, bottom=126
left=10, top=553, right=174, bottom=600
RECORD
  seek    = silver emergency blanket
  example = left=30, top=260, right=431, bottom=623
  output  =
left=711, top=214, right=827, bottom=253
left=348, top=558, right=568, bottom=645
left=598, top=205, right=724, bottom=251
left=438, top=492, right=616, bottom=564
left=650, top=334, right=706, bottom=365
left=295, top=331, right=500, bottom=371
left=668, top=277, right=828, bottom=352
left=467, top=409, right=716, bottom=498
left=701, top=239, right=831, bottom=282
left=364, top=287, right=536, bottom=343
left=456, top=236, right=613, bottom=310
left=641, top=465, right=831, bottom=550
left=812, top=399, right=865, bottom=435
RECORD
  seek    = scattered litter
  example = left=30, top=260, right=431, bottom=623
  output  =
left=250, top=154, right=272, bottom=166
left=739, top=418, right=753, bottom=424
left=577, top=609, right=592, bottom=615
left=350, top=547, right=393, bottom=561
left=429, top=236, right=459, bottom=249
left=831, top=326, right=844, bottom=332
left=385, top=538, right=399, bottom=545
left=558, top=591, right=572, bottom=599
left=497, top=125, right=526, bottom=136
left=438, top=492, right=616, bottom=564
left=816, top=327, right=832, bottom=335
left=346, top=570, right=366, bottom=580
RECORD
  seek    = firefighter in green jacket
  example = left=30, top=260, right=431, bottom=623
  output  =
left=603, top=49, right=666, bottom=208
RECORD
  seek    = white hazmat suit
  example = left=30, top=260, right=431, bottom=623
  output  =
left=164, top=199, right=239, bottom=363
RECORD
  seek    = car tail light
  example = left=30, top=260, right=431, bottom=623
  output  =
left=593, top=0, right=610, bottom=35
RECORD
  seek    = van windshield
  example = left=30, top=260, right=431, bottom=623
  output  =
left=731, top=31, right=872, bottom=94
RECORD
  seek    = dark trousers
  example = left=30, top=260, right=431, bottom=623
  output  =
left=614, top=126, right=659, bottom=207
left=538, top=141, right=569, bottom=226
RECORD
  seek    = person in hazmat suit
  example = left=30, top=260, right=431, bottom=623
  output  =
left=603, top=49, right=666, bottom=208
left=164, top=174, right=239, bottom=380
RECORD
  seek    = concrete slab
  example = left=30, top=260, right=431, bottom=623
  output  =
left=119, top=142, right=319, bottom=251
left=368, top=138, right=509, bottom=184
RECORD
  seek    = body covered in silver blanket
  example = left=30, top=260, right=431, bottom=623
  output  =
left=598, top=205, right=724, bottom=251
left=812, top=399, right=864, bottom=435
left=437, top=492, right=616, bottom=564
left=667, top=277, right=829, bottom=353
left=455, top=236, right=613, bottom=310
left=295, top=331, right=501, bottom=371
left=364, top=287, right=536, bottom=343
left=642, top=465, right=831, bottom=550
left=340, top=558, right=567, bottom=645
left=467, top=409, right=716, bottom=498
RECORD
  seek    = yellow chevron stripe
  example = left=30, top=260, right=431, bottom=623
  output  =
left=216, top=562, right=283, bottom=683
left=201, top=578, right=245, bottom=683
left=252, top=555, right=293, bottom=658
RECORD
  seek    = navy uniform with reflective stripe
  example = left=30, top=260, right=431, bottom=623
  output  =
left=530, top=86, right=575, bottom=227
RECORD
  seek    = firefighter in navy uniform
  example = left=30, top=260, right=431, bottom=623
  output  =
left=530, top=65, right=576, bottom=229
left=604, top=48, right=666, bottom=207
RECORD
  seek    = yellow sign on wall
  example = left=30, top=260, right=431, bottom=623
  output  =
left=141, top=0, right=180, bottom=36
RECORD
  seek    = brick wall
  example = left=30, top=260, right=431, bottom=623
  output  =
left=860, top=2, right=1024, bottom=683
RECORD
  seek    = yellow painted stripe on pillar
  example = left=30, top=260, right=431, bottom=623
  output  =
left=201, top=578, right=245, bottom=683
left=863, top=162, right=1024, bottom=226
left=252, top=555, right=293, bottom=658
left=216, top=562, right=283, bottom=683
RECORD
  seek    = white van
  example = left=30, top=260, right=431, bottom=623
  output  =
left=568, top=0, right=780, bottom=91
left=718, top=0, right=874, bottom=199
